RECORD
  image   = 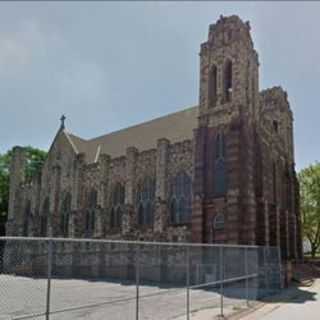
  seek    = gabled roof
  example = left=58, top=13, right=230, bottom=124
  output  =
left=66, top=105, right=199, bottom=163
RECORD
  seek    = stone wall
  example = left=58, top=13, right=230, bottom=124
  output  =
left=7, top=129, right=194, bottom=243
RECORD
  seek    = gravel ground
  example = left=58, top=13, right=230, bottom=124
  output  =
left=0, top=275, right=249, bottom=320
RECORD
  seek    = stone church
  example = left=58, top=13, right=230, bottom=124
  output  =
left=6, top=15, right=302, bottom=260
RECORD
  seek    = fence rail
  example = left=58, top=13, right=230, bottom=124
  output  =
left=0, top=237, right=282, bottom=320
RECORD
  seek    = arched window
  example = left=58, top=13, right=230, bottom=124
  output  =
left=110, top=183, right=125, bottom=229
left=61, top=193, right=71, bottom=237
left=136, top=177, right=155, bottom=226
left=223, top=59, right=232, bottom=102
left=170, top=198, right=177, bottom=224
left=85, top=189, right=97, bottom=237
left=137, top=204, right=144, bottom=225
left=284, top=167, right=290, bottom=210
left=208, top=65, right=217, bottom=108
left=215, top=133, right=225, bottom=159
left=89, top=189, right=98, bottom=207
left=40, top=198, right=49, bottom=237
left=170, top=171, right=192, bottom=224
left=272, top=162, right=277, bottom=204
left=23, top=200, right=31, bottom=237
left=214, top=133, right=227, bottom=196
left=213, top=213, right=225, bottom=230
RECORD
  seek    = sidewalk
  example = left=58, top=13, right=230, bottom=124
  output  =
left=176, top=280, right=319, bottom=320
left=237, top=279, right=320, bottom=320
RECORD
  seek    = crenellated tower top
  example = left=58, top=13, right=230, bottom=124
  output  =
left=199, top=15, right=259, bottom=119
left=207, top=15, right=253, bottom=49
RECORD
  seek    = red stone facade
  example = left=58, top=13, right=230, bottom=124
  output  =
left=191, top=15, right=302, bottom=260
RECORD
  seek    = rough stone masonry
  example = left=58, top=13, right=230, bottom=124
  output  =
left=6, top=15, right=303, bottom=261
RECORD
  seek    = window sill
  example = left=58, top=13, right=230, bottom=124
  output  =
left=136, top=224, right=154, bottom=232
left=107, top=228, right=121, bottom=234
left=169, top=222, right=191, bottom=228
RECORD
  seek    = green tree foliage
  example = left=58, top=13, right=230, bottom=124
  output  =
left=0, top=150, right=12, bottom=219
left=298, top=162, right=320, bottom=258
left=0, top=146, right=47, bottom=219
left=24, top=147, right=47, bottom=181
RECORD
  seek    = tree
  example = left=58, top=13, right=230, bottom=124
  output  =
left=24, top=147, right=48, bottom=181
left=0, top=147, right=47, bottom=234
left=0, top=150, right=11, bottom=219
left=298, top=162, right=320, bottom=258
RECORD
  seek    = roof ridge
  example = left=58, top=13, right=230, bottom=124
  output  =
left=63, top=130, right=80, bottom=154
left=59, top=104, right=199, bottom=162
left=65, top=130, right=87, bottom=142
left=89, top=105, right=198, bottom=142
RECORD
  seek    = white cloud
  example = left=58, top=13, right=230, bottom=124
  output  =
left=0, top=20, right=48, bottom=73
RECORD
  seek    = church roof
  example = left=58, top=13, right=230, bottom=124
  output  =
left=66, top=105, right=199, bottom=163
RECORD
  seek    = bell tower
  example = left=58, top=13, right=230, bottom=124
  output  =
left=193, top=15, right=260, bottom=244
left=199, top=15, right=259, bottom=116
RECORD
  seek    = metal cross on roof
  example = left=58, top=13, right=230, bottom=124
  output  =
left=60, top=114, right=66, bottom=129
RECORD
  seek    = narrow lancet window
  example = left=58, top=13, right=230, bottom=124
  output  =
left=40, top=198, right=50, bottom=237
left=272, top=162, right=277, bottom=204
left=214, top=213, right=225, bottom=230
left=208, top=65, right=218, bottom=107
left=110, top=183, right=125, bottom=229
left=223, top=60, right=232, bottom=102
left=61, top=193, right=71, bottom=237
left=85, top=189, right=97, bottom=236
left=136, top=177, right=155, bottom=226
left=170, top=171, right=192, bottom=224
left=23, top=201, right=31, bottom=237
left=214, top=133, right=227, bottom=196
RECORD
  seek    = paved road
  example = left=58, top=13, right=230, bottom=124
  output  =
left=241, top=279, right=320, bottom=320
left=0, top=275, right=249, bottom=320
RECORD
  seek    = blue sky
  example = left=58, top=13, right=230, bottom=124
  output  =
left=0, top=2, right=319, bottom=171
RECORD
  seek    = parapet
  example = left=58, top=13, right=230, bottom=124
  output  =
left=260, top=86, right=291, bottom=112
left=206, top=15, right=254, bottom=49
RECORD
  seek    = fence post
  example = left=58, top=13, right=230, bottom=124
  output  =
left=135, top=244, right=140, bottom=320
left=264, top=246, right=269, bottom=294
left=46, top=238, right=53, bottom=320
left=219, top=246, right=224, bottom=318
left=186, top=246, right=190, bottom=320
left=277, top=246, right=282, bottom=289
left=244, top=247, right=249, bottom=307
left=196, top=263, right=200, bottom=284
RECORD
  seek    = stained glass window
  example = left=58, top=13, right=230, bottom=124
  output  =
left=208, top=65, right=217, bottom=107
left=214, top=134, right=227, bottom=196
left=224, top=59, right=232, bottom=102
left=214, top=213, right=225, bottom=230
left=40, top=198, right=49, bottom=237
left=110, top=183, right=125, bottom=228
left=136, top=177, right=155, bottom=226
left=85, top=189, right=97, bottom=236
left=170, top=171, right=192, bottom=224
left=23, top=200, right=31, bottom=237
left=61, top=193, right=71, bottom=237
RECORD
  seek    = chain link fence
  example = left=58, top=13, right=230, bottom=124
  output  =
left=0, top=237, right=281, bottom=320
